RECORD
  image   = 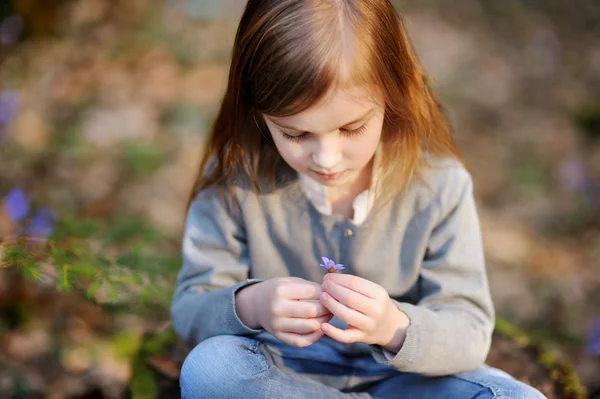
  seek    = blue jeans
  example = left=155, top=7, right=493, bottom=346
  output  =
left=180, top=333, right=547, bottom=399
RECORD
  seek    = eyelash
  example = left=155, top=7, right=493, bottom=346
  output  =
left=281, top=123, right=368, bottom=143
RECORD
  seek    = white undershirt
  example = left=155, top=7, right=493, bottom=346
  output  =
left=299, top=174, right=373, bottom=225
left=298, top=147, right=381, bottom=226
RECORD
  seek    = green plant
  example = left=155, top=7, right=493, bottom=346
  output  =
left=0, top=213, right=181, bottom=314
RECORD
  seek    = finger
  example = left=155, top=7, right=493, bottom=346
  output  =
left=321, top=280, right=372, bottom=315
left=278, top=330, right=324, bottom=348
left=283, top=300, right=331, bottom=318
left=317, top=313, right=334, bottom=324
left=280, top=282, right=322, bottom=300
left=320, top=292, right=372, bottom=330
left=323, top=273, right=381, bottom=299
left=275, top=314, right=332, bottom=335
left=312, top=314, right=334, bottom=325
left=277, top=317, right=321, bottom=334
left=321, top=323, right=363, bottom=344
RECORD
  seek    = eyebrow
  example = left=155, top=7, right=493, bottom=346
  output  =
left=271, top=108, right=375, bottom=132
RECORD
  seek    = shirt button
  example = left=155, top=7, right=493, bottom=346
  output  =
left=344, top=228, right=354, bottom=238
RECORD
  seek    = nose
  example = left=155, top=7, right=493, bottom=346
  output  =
left=312, top=144, right=341, bottom=171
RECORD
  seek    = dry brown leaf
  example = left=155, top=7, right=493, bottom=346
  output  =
left=145, top=355, right=181, bottom=380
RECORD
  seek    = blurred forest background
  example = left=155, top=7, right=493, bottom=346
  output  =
left=0, top=0, right=598, bottom=398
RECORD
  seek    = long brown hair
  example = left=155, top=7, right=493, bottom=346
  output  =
left=188, top=0, right=461, bottom=212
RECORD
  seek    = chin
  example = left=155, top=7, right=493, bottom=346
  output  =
left=319, top=179, right=347, bottom=187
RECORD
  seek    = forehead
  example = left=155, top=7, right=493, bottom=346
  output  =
left=267, top=86, right=383, bottom=133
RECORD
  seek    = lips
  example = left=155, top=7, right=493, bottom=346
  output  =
left=312, top=170, right=346, bottom=181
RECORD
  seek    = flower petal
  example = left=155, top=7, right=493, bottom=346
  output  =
left=2, top=188, right=29, bottom=222
left=0, top=90, right=20, bottom=124
left=587, top=317, right=600, bottom=356
left=25, top=207, right=55, bottom=238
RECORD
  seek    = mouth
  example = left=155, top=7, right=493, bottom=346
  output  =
left=312, top=170, right=346, bottom=181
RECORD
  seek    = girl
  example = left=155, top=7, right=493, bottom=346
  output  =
left=171, top=1, right=546, bottom=398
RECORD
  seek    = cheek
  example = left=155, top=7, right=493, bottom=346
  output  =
left=347, top=124, right=383, bottom=161
left=272, top=137, right=308, bottom=165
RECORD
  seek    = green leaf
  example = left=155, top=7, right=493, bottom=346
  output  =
left=120, top=143, right=164, bottom=177
left=110, top=274, right=143, bottom=285
left=86, top=280, right=104, bottom=300
left=116, top=252, right=141, bottom=268
left=156, top=253, right=182, bottom=272
left=141, top=329, right=178, bottom=355
left=511, top=153, right=551, bottom=197
left=1, top=244, right=26, bottom=266
left=71, top=261, right=99, bottom=279
left=105, top=216, right=160, bottom=246
left=137, top=286, right=154, bottom=305
left=137, top=284, right=173, bottom=309
left=111, top=331, right=143, bottom=360
left=105, top=282, right=121, bottom=303
left=49, top=245, right=77, bottom=266
left=163, top=102, right=206, bottom=132
left=4, top=243, right=43, bottom=283
left=92, top=255, right=113, bottom=270
left=20, top=262, right=43, bottom=284
left=53, top=216, right=98, bottom=240
left=57, top=264, right=73, bottom=291
left=130, top=356, right=158, bottom=399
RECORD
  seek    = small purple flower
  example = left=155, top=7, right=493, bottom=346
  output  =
left=24, top=207, right=55, bottom=238
left=2, top=188, right=30, bottom=222
left=319, top=256, right=345, bottom=273
left=558, top=159, right=588, bottom=193
left=0, top=90, right=20, bottom=124
left=586, top=317, right=600, bottom=357
left=3, top=188, right=56, bottom=239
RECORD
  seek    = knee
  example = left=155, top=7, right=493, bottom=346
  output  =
left=516, top=385, right=547, bottom=399
left=180, top=335, right=268, bottom=398
left=492, top=382, right=547, bottom=399
left=457, top=367, right=547, bottom=399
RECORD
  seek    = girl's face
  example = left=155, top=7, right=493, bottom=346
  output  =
left=263, top=86, right=385, bottom=190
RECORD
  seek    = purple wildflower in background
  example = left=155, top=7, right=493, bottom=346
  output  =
left=0, top=90, right=20, bottom=124
left=319, top=257, right=345, bottom=273
left=587, top=318, right=600, bottom=357
left=24, top=207, right=55, bottom=238
left=2, top=188, right=30, bottom=222
left=2, top=188, right=56, bottom=239
left=0, top=90, right=20, bottom=143
left=558, top=159, right=588, bottom=193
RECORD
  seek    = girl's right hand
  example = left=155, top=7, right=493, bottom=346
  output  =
left=239, top=277, right=333, bottom=347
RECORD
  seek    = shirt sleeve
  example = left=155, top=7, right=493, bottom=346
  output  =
left=170, top=187, right=264, bottom=346
left=371, top=168, right=495, bottom=376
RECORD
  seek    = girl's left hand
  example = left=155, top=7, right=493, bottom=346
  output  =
left=319, top=273, right=410, bottom=348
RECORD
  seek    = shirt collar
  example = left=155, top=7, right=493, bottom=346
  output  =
left=298, top=145, right=381, bottom=225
